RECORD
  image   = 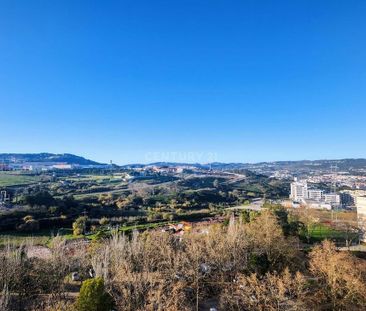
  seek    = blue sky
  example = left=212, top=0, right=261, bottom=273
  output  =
left=1, top=1, right=366, bottom=164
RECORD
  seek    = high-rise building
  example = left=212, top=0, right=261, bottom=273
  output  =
left=290, top=179, right=308, bottom=201
left=290, top=178, right=341, bottom=209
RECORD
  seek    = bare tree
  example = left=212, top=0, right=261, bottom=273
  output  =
left=310, top=240, right=366, bottom=310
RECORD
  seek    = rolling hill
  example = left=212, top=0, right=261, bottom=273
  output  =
left=0, top=153, right=104, bottom=166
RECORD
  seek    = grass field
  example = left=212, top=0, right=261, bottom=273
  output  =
left=64, top=174, right=125, bottom=184
left=0, top=229, right=69, bottom=247
left=301, top=223, right=359, bottom=243
left=307, top=223, right=345, bottom=239
left=118, top=221, right=170, bottom=232
left=73, top=188, right=128, bottom=199
left=0, top=222, right=171, bottom=248
left=0, top=172, right=40, bottom=187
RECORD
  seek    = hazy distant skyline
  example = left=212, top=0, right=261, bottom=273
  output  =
left=1, top=1, right=366, bottom=165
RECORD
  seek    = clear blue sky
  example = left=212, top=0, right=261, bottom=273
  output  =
left=1, top=1, right=366, bottom=164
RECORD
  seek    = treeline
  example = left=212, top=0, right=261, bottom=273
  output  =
left=0, top=189, right=81, bottom=232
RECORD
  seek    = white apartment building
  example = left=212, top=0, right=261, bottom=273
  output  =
left=52, top=164, right=73, bottom=170
left=307, top=189, right=324, bottom=201
left=356, top=196, right=366, bottom=242
left=290, top=179, right=308, bottom=201
left=323, top=193, right=341, bottom=205
left=290, top=178, right=340, bottom=209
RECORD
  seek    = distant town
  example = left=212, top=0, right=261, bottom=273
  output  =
left=1, top=154, right=366, bottom=242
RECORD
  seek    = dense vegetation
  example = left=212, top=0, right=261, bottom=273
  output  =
left=0, top=209, right=365, bottom=310
left=0, top=169, right=289, bottom=236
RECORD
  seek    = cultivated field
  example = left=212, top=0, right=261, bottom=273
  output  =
left=0, top=172, right=40, bottom=187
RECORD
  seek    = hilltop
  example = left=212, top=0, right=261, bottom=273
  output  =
left=0, top=153, right=104, bottom=166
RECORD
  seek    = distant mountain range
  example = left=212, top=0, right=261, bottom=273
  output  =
left=1, top=153, right=366, bottom=172
left=124, top=159, right=366, bottom=174
left=125, top=159, right=366, bottom=170
left=0, top=153, right=104, bottom=166
left=208, top=159, right=366, bottom=171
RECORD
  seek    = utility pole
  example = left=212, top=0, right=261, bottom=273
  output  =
left=330, top=165, right=338, bottom=194
left=330, top=165, right=338, bottom=222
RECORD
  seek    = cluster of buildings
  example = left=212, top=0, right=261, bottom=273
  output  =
left=148, top=166, right=185, bottom=174
left=130, top=165, right=188, bottom=175
left=338, top=190, right=366, bottom=242
left=307, top=173, right=366, bottom=190
left=290, top=178, right=340, bottom=210
left=289, top=181, right=366, bottom=242
left=1, top=162, right=75, bottom=171
left=1, top=162, right=108, bottom=172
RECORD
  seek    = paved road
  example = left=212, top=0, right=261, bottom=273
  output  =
left=226, top=200, right=264, bottom=212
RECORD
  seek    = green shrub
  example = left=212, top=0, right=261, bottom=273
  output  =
left=75, top=277, right=113, bottom=311
left=73, top=216, right=87, bottom=236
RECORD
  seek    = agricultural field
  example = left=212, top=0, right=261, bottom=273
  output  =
left=289, top=208, right=361, bottom=244
left=0, top=171, right=41, bottom=187
left=0, top=222, right=171, bottom=247
left=0, top=228, right=70, bottom=247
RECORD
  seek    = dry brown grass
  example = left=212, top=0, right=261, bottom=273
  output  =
left=89, top=211, right=302, bottom=310
left=1, top=210, right=366, bottom=311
